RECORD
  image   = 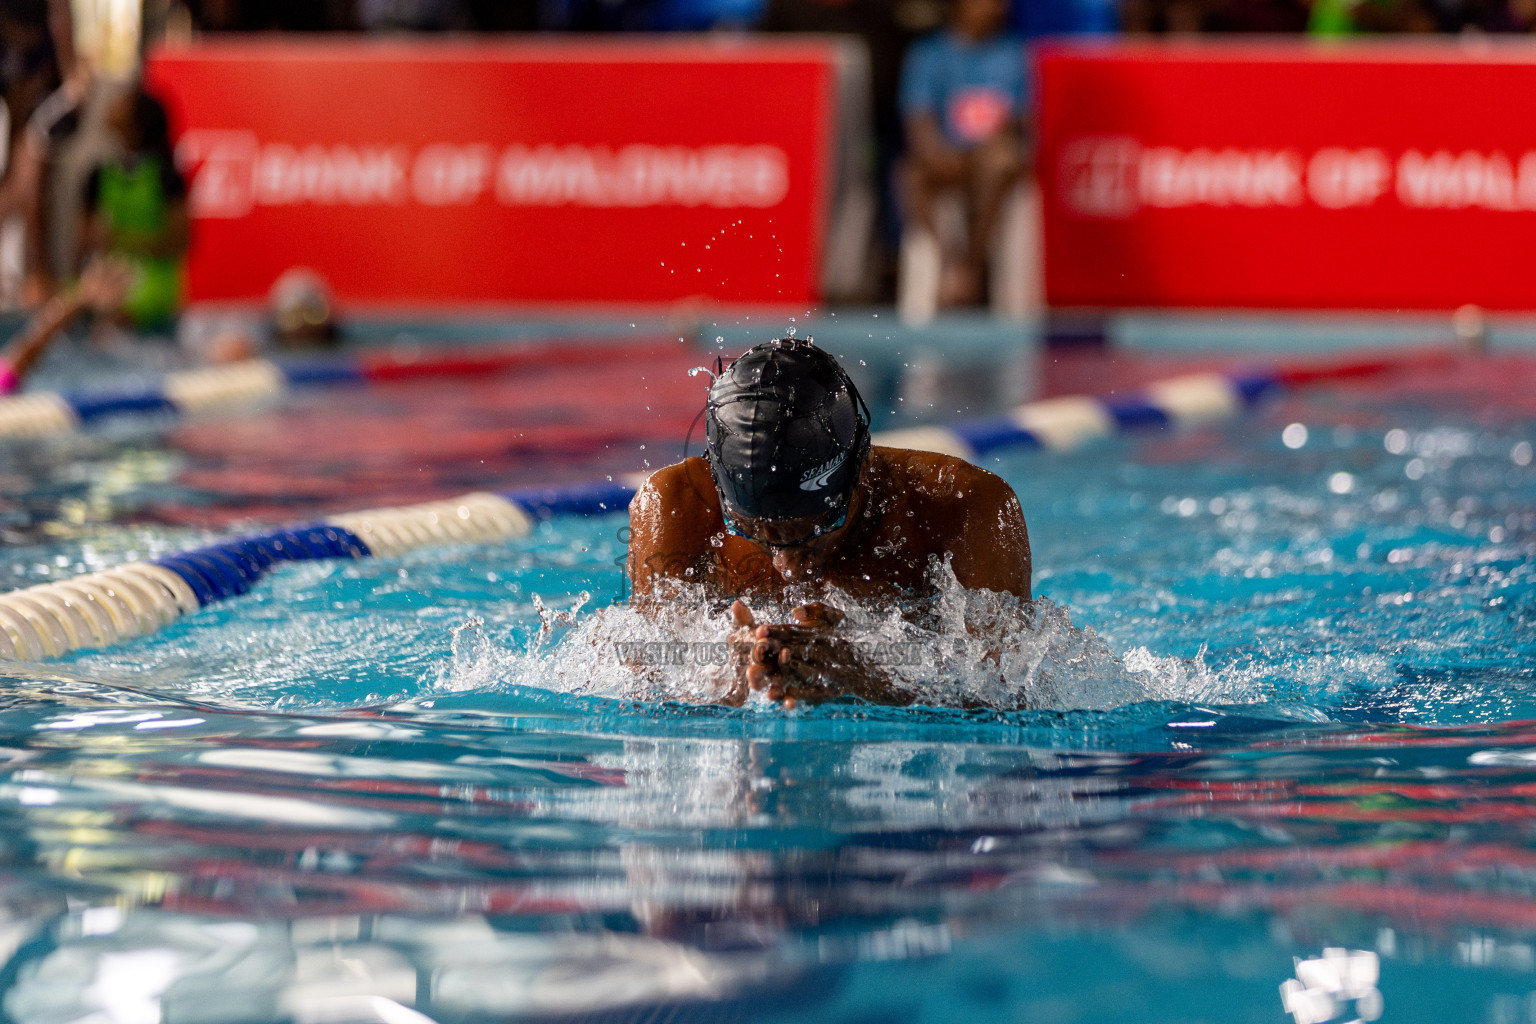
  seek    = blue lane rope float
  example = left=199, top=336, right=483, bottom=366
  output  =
left=869, top=370, right=1271, bottom=458
left=0, top=355, right=1456, bottom=660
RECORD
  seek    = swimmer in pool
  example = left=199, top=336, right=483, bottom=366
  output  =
left=627, top=337, right=1031, bottom=707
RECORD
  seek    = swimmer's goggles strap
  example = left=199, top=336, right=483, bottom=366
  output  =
left=721, top=495, right=852, bottom=549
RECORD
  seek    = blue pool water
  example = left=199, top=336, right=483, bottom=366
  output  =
left=2, top=346, right=1536, bottom=1023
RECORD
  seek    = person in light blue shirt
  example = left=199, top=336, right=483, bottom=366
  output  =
left=899, top=0, right=1029, bottom=308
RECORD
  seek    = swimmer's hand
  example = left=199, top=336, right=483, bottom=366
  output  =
left=727, top=599, right=891, bottom=709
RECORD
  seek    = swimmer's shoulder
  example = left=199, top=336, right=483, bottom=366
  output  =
left=628, top=458, right=721, bottom=543
left=871, top=446, right=1030, bottom=597
left=871, top=445, right=1020, bottom=511
left=633, top=457, right=718, bottom=506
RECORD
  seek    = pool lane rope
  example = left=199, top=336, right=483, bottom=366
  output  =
left=0, top=340, right=664, bottom=439
left=0, top=353, right=1458, bottom=660
left=0, top=483, right=634, bottom=661
left=0, top=361, right=290, bottom=438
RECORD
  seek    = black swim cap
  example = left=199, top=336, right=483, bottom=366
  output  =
left=705, top=338, right=871, bottom=521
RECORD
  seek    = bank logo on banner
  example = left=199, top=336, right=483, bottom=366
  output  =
left=177, top=130, right=262, bottom=218
left=1058, top=136, right=1141, bottom=218
left=1059, top=134, right=1536, bottom=218
left=176, top=131, right=790, bottom=219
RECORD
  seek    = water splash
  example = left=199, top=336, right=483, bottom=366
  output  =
left=436, top=566, right=1266, bottom=712
left=530, top=591, right=591, bottom=640
left=442, top=615, right=493, bottom=692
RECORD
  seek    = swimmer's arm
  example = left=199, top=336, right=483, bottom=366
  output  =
left=625, top=467, right=705, bottom=613
left=1, top=259, right=131, bottom=379
left=2, top=293, right=79, bottom=380
left=948, top=473, right=1032, bottom=601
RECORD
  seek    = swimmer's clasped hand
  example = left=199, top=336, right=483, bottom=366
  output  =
left=788, top=602, right=845, bottom=630
left=728, top=598, right=863, bottom=709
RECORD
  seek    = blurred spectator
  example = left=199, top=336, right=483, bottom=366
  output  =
left=899, top=0, right=1028, bottom=308
left=0, top=71, right=83, bottom=307
left=79, top=85, right=188, bottom=333
left=0, top=0, right=72, bottom=122
left=0, top=0, right=74, bottom=305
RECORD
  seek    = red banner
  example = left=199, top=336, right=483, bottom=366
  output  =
left=1039, top=41, right=1536, bottom=310
left=146, top=40, right=835, bottom=306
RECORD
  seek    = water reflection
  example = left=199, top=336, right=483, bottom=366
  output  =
left=2, top=683, right=1536, bottom=1020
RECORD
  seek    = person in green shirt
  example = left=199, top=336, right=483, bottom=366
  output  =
left=80, top=85, right=188, bottom=333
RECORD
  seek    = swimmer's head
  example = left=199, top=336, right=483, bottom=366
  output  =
left=704, top=338, right=871, bottom=524
left=269, top=267, right=338, bottom=348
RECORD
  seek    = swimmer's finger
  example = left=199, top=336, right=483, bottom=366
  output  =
left=766, top=680, right=795, bottom=706
left=752, top=638, right=778, bottom=667
left=791, top=603, right=844, bottom=629
left=769, top=676, right=820, bottom=709
left=747, top=662, right=771, bottom=690
left=755, top=624, right=819, bottom=643
left=730, top=600, right=755, bottom=629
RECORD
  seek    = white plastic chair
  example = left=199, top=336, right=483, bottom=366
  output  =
left=897, top=176, right=1043, bottom=326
